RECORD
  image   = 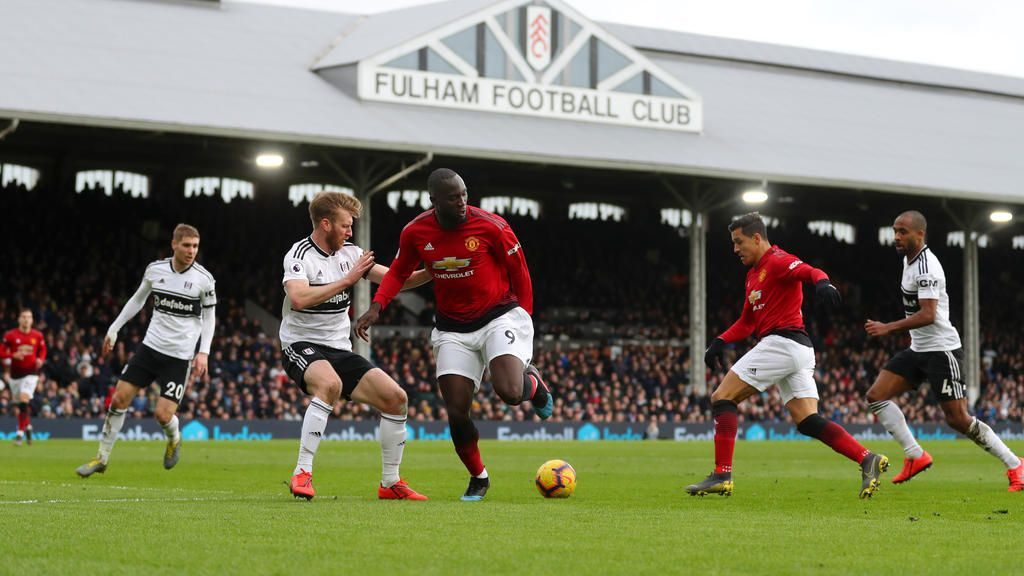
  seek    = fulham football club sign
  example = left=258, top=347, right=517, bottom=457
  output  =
left=351, top=0, right=703, bottom=132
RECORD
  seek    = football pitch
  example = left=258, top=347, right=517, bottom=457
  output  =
left=2, top=439, right=1021, bottom=575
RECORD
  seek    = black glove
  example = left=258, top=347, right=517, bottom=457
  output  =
left=815, top=280, right=842, bottom=310
left=704, top=338, right=726, bottom=371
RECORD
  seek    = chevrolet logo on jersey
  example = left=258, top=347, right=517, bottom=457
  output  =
left=748, top=290, right=762, bottom=305
left=432, top=257, right=471, bottom=271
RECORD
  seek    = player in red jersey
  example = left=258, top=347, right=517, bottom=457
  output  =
left=3, top=309, right=47, bottom=446
left=686, top=213, right=889, bottom=498
left=356, top=168, right=551, bottom=501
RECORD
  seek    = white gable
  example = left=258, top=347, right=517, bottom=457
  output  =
left=326, top=0, right=702, bottom=132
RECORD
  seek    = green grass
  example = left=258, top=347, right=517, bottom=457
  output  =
left=1, top=439, right=1021, bottom=575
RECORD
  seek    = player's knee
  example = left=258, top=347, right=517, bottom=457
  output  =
left=110, top=387, right=133, bottom=410
left=447, top=405, right=472, bottom=422
left=864, top=386, right=886, bottom=404
left=382, top=386, right=408, bottom=415
left=155, top=408, right=173, bottom=426
left=311, top=376, right=342, bottom=404
left=710, top=388, right=731, bottom=404
left=494, top=381, right=521, bottom=405
left=490, top=370, right=523, bottom=404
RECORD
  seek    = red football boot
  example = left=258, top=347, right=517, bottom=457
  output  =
left=892, top=451, right=933, bottom=484
left=1007, top=459, right=1024, bottom=492
left=290, top=470, right=315, bottom=500
left=378, top=479, right=428, bottom=501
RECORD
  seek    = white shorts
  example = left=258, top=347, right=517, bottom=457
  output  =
left=431, top=307, right=534, bottom=391
left=9, top=375, right=39, bottom=399
left=730, top=335, right=818, bottom=405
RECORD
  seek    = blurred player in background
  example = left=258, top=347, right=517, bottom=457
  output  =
left=3, top=309, right=47, bottom=445
left=356, top=168, right=551, bottom=502
left=865, top=210, right=1024, bottom=491
left=692, top=212, right=889, bottom=498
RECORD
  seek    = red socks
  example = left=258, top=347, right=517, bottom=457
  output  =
left=712, top=400, right=738, bottom=474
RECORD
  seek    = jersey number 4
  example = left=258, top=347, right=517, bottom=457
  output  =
left=941, top=379, right=963, bottom=399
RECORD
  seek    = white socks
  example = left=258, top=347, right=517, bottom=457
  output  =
left=295, top=397, right=331, bottom=476
left=869, top=400, right=924, bottom=459
left=967, top=418, right=1022, bottom=469
left=161, top=415, right=180, bottom=443
left=379, top=413, right=407, bottom=488
left=98, top=408, right=127, bottom=464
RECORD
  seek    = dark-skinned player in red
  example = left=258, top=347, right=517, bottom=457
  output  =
left=687, top=212, right=889, bottom=499
left=356, top=168, right=551, bottom=501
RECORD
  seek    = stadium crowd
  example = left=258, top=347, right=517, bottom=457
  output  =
left=2, top=188, right=1023, bottom=426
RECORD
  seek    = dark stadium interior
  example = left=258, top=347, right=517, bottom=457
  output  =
left=2, top=119, right=1022, bottom=426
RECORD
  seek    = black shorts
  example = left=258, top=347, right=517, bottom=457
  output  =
left=120, top=344, right=191, bottom=403
left=282, top=342, right=374, bottom=400
left=883, top=347, right=965, bottom=402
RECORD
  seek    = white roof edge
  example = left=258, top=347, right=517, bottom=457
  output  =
left=5, top=107, right=1012, bottom=204
left=601, top=22, right=1024, bottom=99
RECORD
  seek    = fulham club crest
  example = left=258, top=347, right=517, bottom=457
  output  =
left=526, top=6, right=551, bottom=71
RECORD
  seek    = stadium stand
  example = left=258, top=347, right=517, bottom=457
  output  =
left=2, top=188, right=1021, bottom=425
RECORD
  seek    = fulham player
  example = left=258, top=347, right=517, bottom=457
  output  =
left=282, top=191, right=431, bottom=501
left=865, top=211, right=1023, bottom=491
left=76, top=224, right=216, bottom=477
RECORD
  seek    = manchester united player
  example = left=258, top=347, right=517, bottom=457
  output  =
left=865, top=211, right=1023, bottom=491
left=688, top=212, right=889, bottom=498
left=356, top=168, right=551, bottom=501
left=3, top=309, right=47, bottom=446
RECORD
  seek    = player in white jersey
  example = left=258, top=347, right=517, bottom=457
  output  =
left=76, top=224, right=217, bottom=478
left=282, top=191, right=431, bottom=501
left=865, top=211, right=1023, bottom=491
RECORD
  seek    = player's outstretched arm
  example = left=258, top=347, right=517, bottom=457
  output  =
left=367, top=264, right=432, bottom=290
left=286, top=252, right=375, bottom=310
left=372, top=226, right=422, bottom=311
left=105, top=279, right=152, bottom=353
left=865, top=299, right=937, bottom=337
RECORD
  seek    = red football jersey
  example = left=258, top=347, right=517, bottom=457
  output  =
left=3, top=328, right=47, bottom=378
left=719, top=246, right=828, bottom=343
left=374, top=207, right=533, bottom=332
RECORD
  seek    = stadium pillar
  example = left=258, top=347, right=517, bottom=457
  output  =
left=963, top=231, right=980, bottom=406
left=322, top=152, right=433, bottom=359
left=945, top=201, right=985, bottom=406
left=353, top=186, right=373, bottom=359
left=689, top=210, right=708, bottom=396
left=662, top=178, right=721, bottom=396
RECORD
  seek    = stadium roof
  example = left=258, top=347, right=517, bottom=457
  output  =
left=1, top=0, right=1023, bottom=204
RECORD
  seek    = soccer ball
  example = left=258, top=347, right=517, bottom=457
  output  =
left=535, top=459, right=576, bottom=498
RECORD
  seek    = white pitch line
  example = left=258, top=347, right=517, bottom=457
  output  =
left=0, top=479, right=238, bottom=495
left=0, top=496, right=272, bottom=505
